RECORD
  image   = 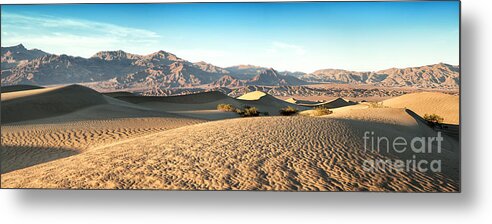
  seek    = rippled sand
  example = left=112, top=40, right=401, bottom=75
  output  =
left=2, top=116, right=459, bottom=191
left=1, top=86, right=459, bottom=191
left=1, top=117, right=202, bottom=174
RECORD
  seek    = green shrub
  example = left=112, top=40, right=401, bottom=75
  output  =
left=312, top=107, right=333, bottom=116
left=423, top=114, right=444, bottom=125
left=280, top=106, right=299, bottom=116
left=217, top=104, right=236, bottom=112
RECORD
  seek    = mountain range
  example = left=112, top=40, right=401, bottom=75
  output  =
left=1, top=44, right=460, bottom=91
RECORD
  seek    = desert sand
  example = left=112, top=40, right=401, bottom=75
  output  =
left=288, top=97, right=357, bottom=108
left=382, top=92, right=459, bottom=125
left=2, top=116, right=459, bottom=191
left=2, top=85, right=109, bottom=123
left=1, top=85, right=203, bottom=173
left=1, top=86, right=460, bottom=191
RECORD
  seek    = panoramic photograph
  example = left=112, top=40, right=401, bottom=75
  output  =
left=0, top=2, right=460, bottom=191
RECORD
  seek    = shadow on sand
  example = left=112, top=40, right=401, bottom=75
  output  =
left=1, top=145, right=79, bottom=174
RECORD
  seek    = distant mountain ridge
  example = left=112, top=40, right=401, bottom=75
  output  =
left=249, top=68, right=308, bottom=86
left=1, top=44, right=459, bottom=90
left=224, top=65, right=306, bottom=80
left=303, top=63, right=459, bottom=88
left=1, top=44, right=49, bottom=70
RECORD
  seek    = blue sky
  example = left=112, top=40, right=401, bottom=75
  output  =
left=1, top=2, right=459, bottom=72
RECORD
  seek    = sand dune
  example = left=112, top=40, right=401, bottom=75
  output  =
left=236, top=91, right=268, bottom=100
left=115, top=90, right=304, bottom=118
left=1, top=87, right=459, bottom=191
left=305, top=104, right=459, bottom=173
left=1, top=85, right=109, bottom=123
left=329, top=106, right=419, bottom=126
left=2, top=116, right=459, bottom=191
left=318, top=98, right=357, bottom=108
left=115, top=91, right=243, bottom=120
left=1, top=117, right=201, bottom=174
left=284, top=97, right=322, bottom=105
left=1, top=85, right=204, bottom=173
left=237, top=91, right=306, bottom=115
left=0, top=84, right=44, bottom=93
left=117, top=91, right=230, bottom=104
left=284, top=97, right=299, bottom=104
left=102, top=91, right=135, bottom=98
left=286, top=97, right=356, bottom=109
left=382, top=92, right=459, bottom=125
left=1, top=84, right=196, bottom=123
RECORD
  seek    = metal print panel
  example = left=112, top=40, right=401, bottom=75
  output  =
left=0, top=1, right=460, bottom=191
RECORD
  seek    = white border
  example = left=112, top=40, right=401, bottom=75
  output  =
left=2, top=0, right=491, bottom=223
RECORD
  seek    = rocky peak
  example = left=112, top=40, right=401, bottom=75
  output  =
left=14, top=43, right=26, bottom=50
left=1, top=44, right=48, bottom=71
left=2, top=44, right=27, bottom=53
left=194, top=61, right=230, bottom=74
left=251, top=68, right=280, bottom=81
left=91, top=50, right=137, bottom=61
left=147, top=50, right=181, bottom=61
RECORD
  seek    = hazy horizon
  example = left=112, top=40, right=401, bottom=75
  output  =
left=1, top=2, right=459, bottom=72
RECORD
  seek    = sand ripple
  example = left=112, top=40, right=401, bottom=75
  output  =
left=1, top=117, right=201, bottom=173
left=2, top=117, right=459, bottom=192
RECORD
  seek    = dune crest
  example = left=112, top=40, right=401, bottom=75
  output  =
left=0, top=84, right=44, bottom=93
left=1, top=85, right=109, bottom=123
left=294, top=97, right=357, bottom=109
left=236, top=90, right=268, bottom=100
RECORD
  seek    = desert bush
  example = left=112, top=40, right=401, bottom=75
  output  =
left=234, top=105, right=259, bottom=117
left=231, top=105, right=266, bottom=117
left=312, top=107, right=333, bottom=116
left=280, top=106, right=299, bottom=116
left=240, top=107, right=260, bottom=117
left=368, top=102, right=388, bottom=108
left=423, top=114, right=444, bottom=126
left=217, top=104, right=236, bottom=112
